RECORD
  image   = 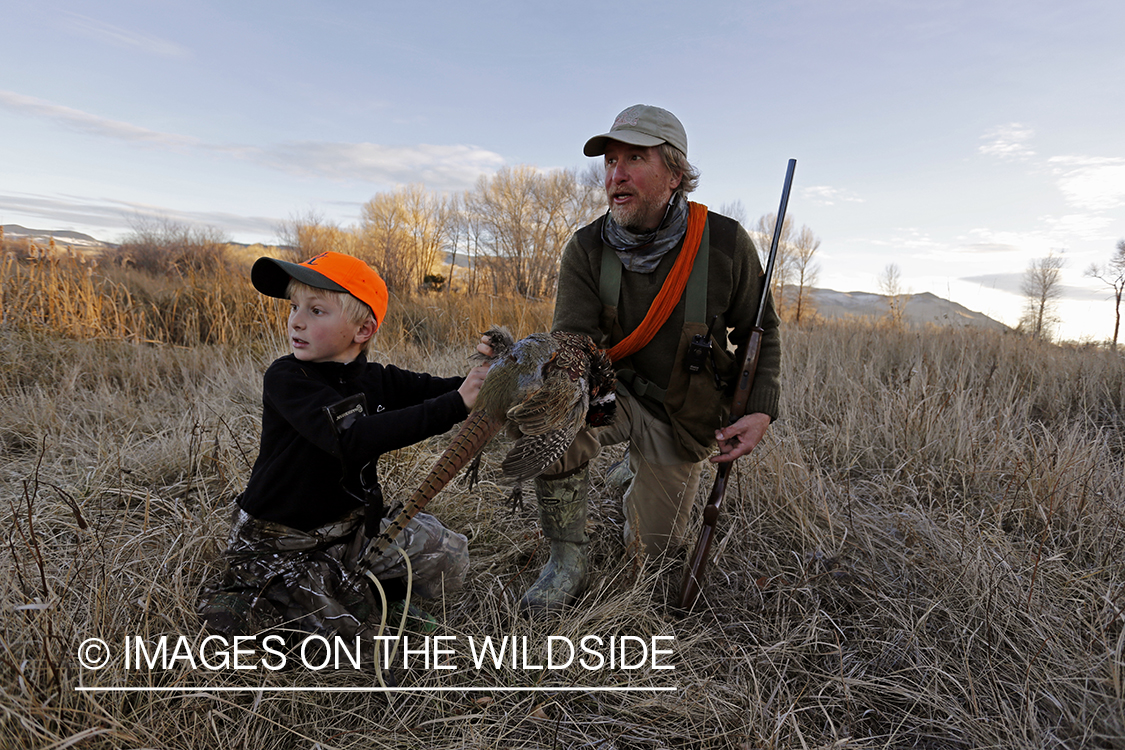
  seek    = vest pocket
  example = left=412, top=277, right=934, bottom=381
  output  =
left=663, top=321, right=734, bottom=462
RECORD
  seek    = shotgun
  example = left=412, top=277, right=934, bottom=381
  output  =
left=677, top=158, right=795, bottom=611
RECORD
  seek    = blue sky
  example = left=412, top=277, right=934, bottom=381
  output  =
left=2, top=0, right=1123, bottom=341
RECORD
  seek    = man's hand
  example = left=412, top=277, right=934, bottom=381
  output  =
left=711, top=412, right=771, bottom=464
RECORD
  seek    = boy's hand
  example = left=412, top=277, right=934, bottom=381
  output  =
left=458, top=364, right=489, bottom=410
left=476, top=335, right=495, bottom=358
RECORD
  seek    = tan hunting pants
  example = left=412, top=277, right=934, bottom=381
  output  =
left=552, top=387, right=704, bottom=556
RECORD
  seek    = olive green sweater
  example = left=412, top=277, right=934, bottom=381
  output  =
left=553, top=210, right=781, bottom=439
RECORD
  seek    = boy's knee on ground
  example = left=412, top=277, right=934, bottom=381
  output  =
left=366, top=513, right=469, bottom=598
left=415, top=526, right=470, bottom=596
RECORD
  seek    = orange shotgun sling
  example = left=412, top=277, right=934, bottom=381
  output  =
left=605, top=201, right=709, bottom=362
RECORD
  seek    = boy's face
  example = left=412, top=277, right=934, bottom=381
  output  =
left=287, top=287, right=372, bottom=363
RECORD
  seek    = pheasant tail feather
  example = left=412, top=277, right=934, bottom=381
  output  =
left=366, top=410, right=503, bottom=559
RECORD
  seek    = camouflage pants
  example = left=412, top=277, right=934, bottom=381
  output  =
left=197, top=505, right=468, bottom=639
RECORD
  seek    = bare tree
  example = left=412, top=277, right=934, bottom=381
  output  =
left=790, top=225, right=821, bottom=325
left=465, top=167, right=536, bottom=295
left=466, top=166, right=601, bottom=298
left=754, top=213, right=793, bottom=319
left=454, top=198, right=486, bottom=295
left=579, top=160, right=604, bottom=193
left=116, top=215, right=229, bottom=276
left=275, top=209, right=333, bottom=261
left=359, top=191, right=410, bottom=292
left=1085, top=239, right=1125, bottom=349
left=1019, top=250, right=1065, bottom=341
left=717, top=200, right=748, bottom=228
left=878, top=262, right=907, bottom=328
left=358, top=185, right=454, bottom=295
left=401, top=184, right=455, bottom=292
left=443, top=193, right=464, bottom=293
left=535, top=167, right=603, bottom=294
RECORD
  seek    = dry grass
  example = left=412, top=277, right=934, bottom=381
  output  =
left=1, top=254, right=1124, bottom=748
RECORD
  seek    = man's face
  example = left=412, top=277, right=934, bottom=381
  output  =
left=287, top=288, right=367, bottom=363
left=604, top=141, right=681, bottom=233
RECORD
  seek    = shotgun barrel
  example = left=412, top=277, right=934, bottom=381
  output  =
left=677, top=158, right=796, bottom=611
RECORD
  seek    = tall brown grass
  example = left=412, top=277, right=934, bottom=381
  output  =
left=1, top=252, right=1123, bottom=748
left=0, top=251, right=552, bottom=351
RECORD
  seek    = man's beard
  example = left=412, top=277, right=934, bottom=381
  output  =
left=608, top=194, right=667, bottom=233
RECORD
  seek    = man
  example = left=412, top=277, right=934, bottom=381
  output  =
left=522, top=104, right=782, bottom=613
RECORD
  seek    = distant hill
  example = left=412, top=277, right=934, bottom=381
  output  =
left=0, top=225, right=278, bottom=254
left=809, top=288, right=1009, bottom=331
left=1, top=224, right=113, bottom=249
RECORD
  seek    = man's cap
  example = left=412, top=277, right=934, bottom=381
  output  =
left=251, top=251, right=389, bottom=328
left=583, top=104, right=688, bottom=158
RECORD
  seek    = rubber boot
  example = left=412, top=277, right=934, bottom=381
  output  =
left=520, top=465, right=590, bottom=615
left=605, top=448, right=634, bottom=492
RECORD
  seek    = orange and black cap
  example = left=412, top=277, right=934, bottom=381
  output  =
left=251, top=251, right=389, bottom=328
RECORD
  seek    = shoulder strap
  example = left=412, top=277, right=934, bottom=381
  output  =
left=684, top=219, right=709, bottom=324
left=605, top=202, right=709, bottom=362
left=614, top=220, right=711, bottom=405
left=599, top=239, right=622, bottom=308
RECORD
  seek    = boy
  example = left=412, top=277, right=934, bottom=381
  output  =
left=198, top=251, right=488, bottom=640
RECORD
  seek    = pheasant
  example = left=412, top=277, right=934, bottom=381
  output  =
left=363, top=328, right=615, bottom=562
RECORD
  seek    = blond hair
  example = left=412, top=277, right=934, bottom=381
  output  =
left=286, top=278, right=377, bottom=355
left=659, top=143, right=700, bottom=198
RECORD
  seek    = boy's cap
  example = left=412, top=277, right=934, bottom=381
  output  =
left=251, top=251, right=389, bottom=327
left=583, top=104, right=688, bottom=157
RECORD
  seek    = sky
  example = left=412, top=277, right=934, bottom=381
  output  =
left=2, top=0, right=1123, bottom=342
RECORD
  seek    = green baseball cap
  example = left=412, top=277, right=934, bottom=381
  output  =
left=583, top=104, right=688, bottom=157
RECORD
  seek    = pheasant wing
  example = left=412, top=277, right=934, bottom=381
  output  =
left=503, top=376, right=587, bottom=435
left=499, top=407, right=584, bottom=481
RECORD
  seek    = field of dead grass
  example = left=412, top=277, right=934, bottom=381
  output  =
left=2, top=253, right=1124, bottom=749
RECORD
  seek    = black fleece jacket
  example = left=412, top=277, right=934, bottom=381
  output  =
left=237, top=353, right=467, bottom=531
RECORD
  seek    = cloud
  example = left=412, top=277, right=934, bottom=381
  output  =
left=0, top=191, right=281, bottom=241
left=976, top=124, right=1123, bottom=226
left=959, top=272, right=1024, bottom=295
left=254, top=142, right=506, bottom=191
left=973, top=124, right=1122, bottom=250
left=958, top=221, right=1113, bottom=255
left=1037, top=212, right=1115, bottom=242
left=0, top=192, right=129, bottom=233
left=953, top=242, right=1022, bottom=254
left=958, top=271, right=1100, bottom=302
left=800, top=185, right=864, bottom=206
left=958, top=227, right=1047, bottom=253
left=1063, top=284, right=1116, bottom=302
left=61, top=12, right=191, bottom=59
left=1048, top=156, right=1125, bottom=212
left=866, top=227, right=942, bottom=252
left=979, top=123, right=1036, bottom=160
left=0, top=90, right=197, bottom=148
left=0, top=90, right=506, bottom=191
